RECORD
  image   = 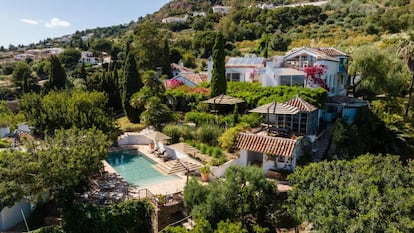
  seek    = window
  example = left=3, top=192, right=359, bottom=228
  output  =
left=226, top=73, right=240, bottom=82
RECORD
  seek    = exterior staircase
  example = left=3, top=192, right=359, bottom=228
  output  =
left=312, top=123, right=335, bottom=162
left=153, top=159, right=201, bottom=175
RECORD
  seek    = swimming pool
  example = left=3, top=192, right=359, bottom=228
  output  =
left=107, top=150, right=178, bottom=186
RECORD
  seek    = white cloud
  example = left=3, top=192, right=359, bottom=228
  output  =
left=21, top=18, right=39, bottom=25
left=44, top=18, right=71, bottom=28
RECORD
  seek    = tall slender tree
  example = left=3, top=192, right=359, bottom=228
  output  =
left=210, top=32, right=226, bottom=97
left=161, top=38, right=172, bottom=78
left=119, top=44, right=143, bottom=123
left=48, top=55, right=67, bottom=90
left=397, top=34, right=414, bottom=117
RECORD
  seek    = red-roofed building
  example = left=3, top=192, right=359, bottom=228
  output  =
left=236, top=132, right=304, bottom=172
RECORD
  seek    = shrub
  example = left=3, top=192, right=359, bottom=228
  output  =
left=206, top=146, right=213, bottom=156
left=32, top=226, right=64, bottom=233
left=181, top=125, right=195, bottom=141
left=0, top=139, right=10, bottom=148
left=211, top=147, right=223, bottom=158
left=162, top=124, right=182, bottom=144
left=200, top=144, right=207, bottom=154
left=211, top=157, right=227, bottom=166
left=196, top=124, right=223, bottom=145
left=239, top=113, right=262, bottom=128
left=184, top=111, right=216, bottom=125
left=218, top=122, right=251, bottom=152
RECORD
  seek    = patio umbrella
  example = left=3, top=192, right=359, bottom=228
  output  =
left=145, top=131, right=171, bottom=141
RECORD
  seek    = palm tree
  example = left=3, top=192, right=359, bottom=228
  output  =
left=397, top=33, right=414, bottom=117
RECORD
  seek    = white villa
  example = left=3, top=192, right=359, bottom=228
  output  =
left=162, top=15, right=188, bottom=24
left=79, top=51, right=97, bottom=65
left=224, top=47, right=349, bottom=97
left=212, top=5, right=231, bottom=14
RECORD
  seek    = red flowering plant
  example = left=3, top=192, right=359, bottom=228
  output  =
left=168, top=79, right=184, bottom=89
left=304, top=63, right=330, bottom=91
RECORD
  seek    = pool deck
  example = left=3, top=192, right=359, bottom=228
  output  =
left=103, top=144, right=192, bottom=196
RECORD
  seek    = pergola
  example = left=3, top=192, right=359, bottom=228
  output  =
left=203, top=94, right=245, bottom=114
left=203, top=94, right=245, bottom=105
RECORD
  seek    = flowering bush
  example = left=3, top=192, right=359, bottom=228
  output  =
left=168, top=79, right=183, bottom=89
left=304, top=64, right=330, bottom=91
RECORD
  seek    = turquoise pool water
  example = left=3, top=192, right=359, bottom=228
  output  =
left=107, top=150, right=177, bottom=186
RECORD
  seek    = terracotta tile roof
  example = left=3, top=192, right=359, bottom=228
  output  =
left=285, top=47, right=344, bottom=62
left=179, top=72, right=208, bottom=85
left=236, top=133, right=296, bottom=157
left=315, top=47, right=348, bottom=57
left=285, top=96, right=317, bottom=112
left=171, top=63, right=194, bottom=73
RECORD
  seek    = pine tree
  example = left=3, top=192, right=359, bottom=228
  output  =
left=210, top=32, right=226, bottom=97
left=48, top=55, right=66, bottom=90
left=119, top=46, right=143, bottom=123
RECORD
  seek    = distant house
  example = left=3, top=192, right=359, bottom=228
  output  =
left=222, top=47, right=349, bottom=97
left=79, top=51, right=97, bottom=65
left=168, top=63, right=208, bottom=87
left=257, top=3, right=275, bottom=9
left=225, top=55, right=266, bottom=82
left=192, top=11, right=206, bottom=17
left=43, top=47, right=64, bottom=55
left=15, top=53, right=35, bottom=61
left=171, top=62, right=194, bottom=77
left=81, top=33, right=94, bottom=41
left=168, top=72, right=208, bottom=87
left=212, top=5, right=231, bottom=14
left=162, top=15, right=188, bottom=24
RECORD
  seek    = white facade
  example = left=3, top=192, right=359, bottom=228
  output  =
left=162, top=15, right=188, bottom=24
left=223, top=47, right=349, bottom=97
left=0, top=127, right=10, bottom=138
left=212, top=5, right=231, bottom=14
left=79, top=51, right=97, bottom=65
left=15, top=53, right=35, bottom=61
left=0, top=199, right=32, bottom=231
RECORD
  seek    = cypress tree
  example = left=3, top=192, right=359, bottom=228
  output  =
left=210, top=32, right=226, bottom=97
left=48, top=55, right=66, bottom=90
left=79, top=63, right=87, bottom=80
left=119, top=47, right=143, bottom=123
left=161, top=39, right=172, bottom=78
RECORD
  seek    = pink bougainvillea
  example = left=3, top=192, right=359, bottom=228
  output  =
left=168, top=79, right=184, bottom=89
left=304, top=64, right=330, bottom=91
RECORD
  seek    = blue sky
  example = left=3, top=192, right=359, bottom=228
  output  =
left=0, top=0, right=171, bottom=48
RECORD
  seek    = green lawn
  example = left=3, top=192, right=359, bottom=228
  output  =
left=116, top=116, right=146, bottom=132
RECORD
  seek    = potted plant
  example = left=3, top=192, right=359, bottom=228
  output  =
left=200, top=165, right=210, bottom=182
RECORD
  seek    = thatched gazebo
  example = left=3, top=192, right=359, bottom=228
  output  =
left=203, top=94, right=245, bottom=114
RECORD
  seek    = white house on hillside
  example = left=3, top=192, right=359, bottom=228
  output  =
left=212, top=5, right=231, bottom=14
left=223, top=47, right=349, bottom=97
left=79, top=51, right=97, bottom=65
left=162, top=15, right=188, bottom=24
